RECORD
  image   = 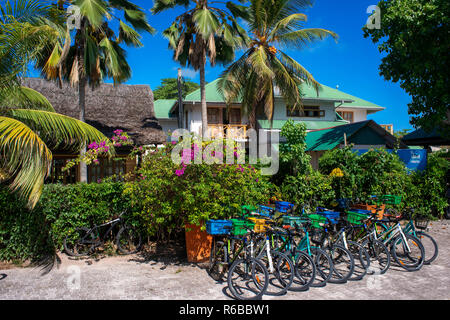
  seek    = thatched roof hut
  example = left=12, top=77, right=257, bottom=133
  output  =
left=22, top=78, right=166, bottom=146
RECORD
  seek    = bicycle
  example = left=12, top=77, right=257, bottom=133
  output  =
left=345, top=211, right=391, bottom=275
left=376, top=207, right=438, bottom=266
left=274, top=216, right=333, bottom=289
left=248, top=206, right=318, bottom=293
left=362, top=211, right=425, bottom=272
left=207, top=221, right=270, bottom=300
left=252, top=220, right=295, bottom=296
left=63, top=211, right=142, bottom=257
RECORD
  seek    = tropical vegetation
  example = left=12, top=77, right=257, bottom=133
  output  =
left=153, top=77, right=200, bottom=100
left=364, top=0, right=450, bottom=137
left=37, top=0, right=155, bottom=182
left=218, top=0, right=338, bottom=128
left=0, top=0, right=111, bottom=208
left=152, top=0, right=247, bottom=137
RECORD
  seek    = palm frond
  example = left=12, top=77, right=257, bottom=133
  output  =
left=0, top=116, right=52, bottom=208
left=0, top=86, right=55, bottom=112
left=4, top=109, right=114, bottom=154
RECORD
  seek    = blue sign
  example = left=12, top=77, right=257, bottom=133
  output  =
left=354, top=149, right=427, bottom=172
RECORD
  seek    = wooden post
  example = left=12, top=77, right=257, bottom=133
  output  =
left=344, top=133, right=347, bottom=146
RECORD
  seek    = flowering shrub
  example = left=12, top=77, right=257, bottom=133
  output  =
left=123, top=139, right=275, bottom=241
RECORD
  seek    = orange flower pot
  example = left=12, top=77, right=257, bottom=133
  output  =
left=185, top=224, right=213, bottom=263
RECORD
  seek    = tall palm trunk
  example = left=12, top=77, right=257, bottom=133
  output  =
left=200, top=45, right=208, bottom=139
left=78, top=75, right=88, bottom=183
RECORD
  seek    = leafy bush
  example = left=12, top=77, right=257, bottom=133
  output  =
left=124, top=140, right=275, bottom=241
left=0, top=182, right=131, bottom=262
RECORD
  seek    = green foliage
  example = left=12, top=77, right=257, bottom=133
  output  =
left=281, top=170, right=335, bottom=210
left=318, top=147, right=448, bottom=218
left=407, top=151, right=449, bottom=217
left=153, top=78, right=200, bottom=100
left=279, top=120, right=311, bottom=177
left=363, top=0, right=450, bottom=135
left=0, top=182, right=130, bottom=262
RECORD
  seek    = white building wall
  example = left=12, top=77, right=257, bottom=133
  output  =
left=336, top=107, right=368, bottom=122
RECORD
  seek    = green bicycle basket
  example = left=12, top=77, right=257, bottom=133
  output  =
left=230, top=219, right=255, bottom=236
left=380, top=195, right=402, bottom=205
left=282, top=215, right=308, bottom=228
left=306, top=214, right=327, bottom=229
left=240, top=205, right=258, bottom=217
left=346, top=211, right=371, bottom=225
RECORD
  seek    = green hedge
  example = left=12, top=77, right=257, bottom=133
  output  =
left=0, top=183, right=130, bottom=262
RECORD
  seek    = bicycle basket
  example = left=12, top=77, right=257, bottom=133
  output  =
left=282, top=215, right=308, bottom=228
left=275, top=201, right=294, bottom=213
left=414, top=216, right=429, bottom=230
left=380, top=195, right=402, bottom=205
left=247, top=217, right=269, bottom=233
left=306, top=214, right=327, bottom=229
left=230, top=219, right=255, bottom=236
left=346, top=211, right=370, bottom=225
left=206, top=220, right=232, bottom=235
left=310, top=228, right=326, bottom=245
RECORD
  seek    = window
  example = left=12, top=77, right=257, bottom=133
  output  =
left=338, top=111, right=354, bottom=123
left=207, top=108, right=222, bottom=124
left=229, top=108, right=241, bottom=124
left=88, top=158, right=127, bottom=183
left=287, top=106, right=325, bottom=118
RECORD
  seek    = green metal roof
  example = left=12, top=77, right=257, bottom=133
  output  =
left=183, top=78, right=384, bottom=110
left=258, top=119, right=349, bottom=131
left=154, top=99, right=177, bottom=119
left=305, top=121, right=371, bottom=151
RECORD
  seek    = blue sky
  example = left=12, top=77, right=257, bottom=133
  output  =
left=34, top=0, right=414, bottom=132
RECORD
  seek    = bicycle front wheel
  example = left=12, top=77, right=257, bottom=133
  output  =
left=63, top=227, right=95, bottom=257
left=309, top=247, right=333, bottom=288
left=390, top=233, right=425, bottom=271
left=327, top=245, right=355, bottom=284
left=208, top=240, right=228, bottom=282
left=227, top=258, right=269, bottom=300
left=415, top=231, right=438, bottom=265
left=257, top=250, right=294, bottom=296
left=290, top=250, right=316, bottom=292
left=361, top=238, right=390, bottom=275
left=347, top=240, right=370, bottom=281
left=116, top=225, right=142, bottom=255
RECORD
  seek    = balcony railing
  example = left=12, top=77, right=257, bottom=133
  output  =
left=207, top=124, right=248, bottom=140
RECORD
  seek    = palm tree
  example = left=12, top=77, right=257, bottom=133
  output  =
left=152, top=0, right=247, bottom=138
left=39, top=0, right=155, bottom=182
left=0, top=1, right=112, bottom=208
left=217, top=0, right=338, bottom=129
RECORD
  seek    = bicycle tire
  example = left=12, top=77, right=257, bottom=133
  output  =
left=347, top=240, right=370, bottom=281
left=257, top=249, right=294, bottom=296
left=309, top=247, right=333, bottom=288
left=63, top=227, right=95, bottom=257
left=208, top=240, right=228, bottom=281
left=361, top=238, right=390, bottom=275
left=327, top=245, right=355, bottom=284
left=290, top=250, right=316, bottom=292
left=227, top=258, right=269, bottom=300
left=415, top=231, right=438, bottom=265
left=390, top=233, right=425, bottom=271
left=116, top=225, right=142, bottom=255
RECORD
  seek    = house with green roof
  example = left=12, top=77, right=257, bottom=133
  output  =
left=154, top=78, right=387, bottom=141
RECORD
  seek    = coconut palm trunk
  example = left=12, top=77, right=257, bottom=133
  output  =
left=200, top=45, right=208, bottom=139
left=78, top=75, right=88, bottom=183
